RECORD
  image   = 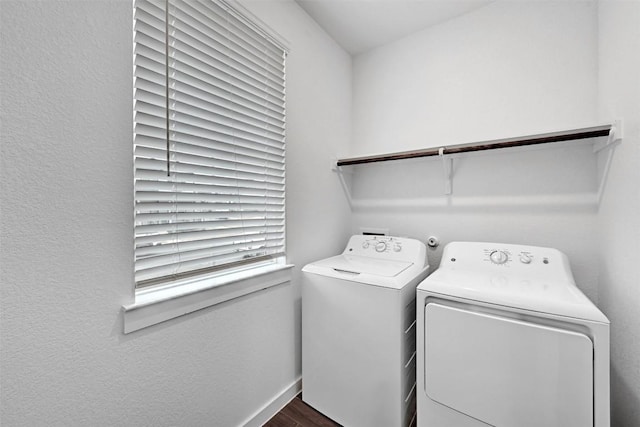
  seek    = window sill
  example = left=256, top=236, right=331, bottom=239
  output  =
left=122, top=263, right=294, bottom=334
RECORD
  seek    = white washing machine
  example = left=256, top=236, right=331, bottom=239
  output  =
left=302, top=235, right=430, bottom=427
left=416, top=242, right=610, bottom=427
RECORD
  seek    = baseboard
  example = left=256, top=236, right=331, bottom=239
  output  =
left=242, top=377, right=302, bottom=427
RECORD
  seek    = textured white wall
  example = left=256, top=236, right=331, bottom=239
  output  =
left=0, top=0, right=351, bottom=425
left=596, top=1, right=640, bottom=426
left=352, top=0, right=598, bottom=157
left=349, top=1, right=601, bottom=301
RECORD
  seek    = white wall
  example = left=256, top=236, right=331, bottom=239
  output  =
left=352, top=0, right=598, bottom=157
left=0, top=0, right=351, bottom=425
left=349, top=0, right=601, bottom=301
left=597, top=1, right=640, bottom=425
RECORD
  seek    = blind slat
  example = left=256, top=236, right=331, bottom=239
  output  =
left=136, top=170, right=285, bottom=191
left=170, top=10, right=285, bottom=87
left=137, top=236, right=285, bottom=266
left=170, top=62, right=285, bottom=116
left=136, top=247, right=285, bottom=284
left=157, top=143, right=285, bottom=172
left=136, top=240, right=285, bottom=268
left=135, top=160, right=285, bottom=185
left=170, top=111, right=285, bottom=149
left=135, top=201, right=285, bottom=214
left=171, top=76, right=285, bottom=127
left=178, top=0, right=283, bottom=60
left=135, top=190, right=284, bottom=204
left=171, top=100, right=285, bottom=141
left=135, top=222, right=285, bottom=240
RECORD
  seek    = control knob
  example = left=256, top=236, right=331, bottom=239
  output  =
left=375, top=242, right=387, bottom=252
left=489, top=250, right=509, bottom=265
left=519, top=253, right=532, bottom=264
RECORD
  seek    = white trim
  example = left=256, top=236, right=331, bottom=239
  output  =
left=123, top=264, right=293, bottom=334
left=242, top=377, right=302, bottom=427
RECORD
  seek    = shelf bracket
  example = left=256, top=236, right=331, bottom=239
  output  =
left=332, top=160, right=353, bottom=209
left=595, top=119, right=623, bottom=205
left=593, top=119, right=623, bottom=153
left=439, top=147, right=453, bottom=195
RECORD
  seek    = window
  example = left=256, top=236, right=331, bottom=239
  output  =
left=133, top=0, right=287, bottom=288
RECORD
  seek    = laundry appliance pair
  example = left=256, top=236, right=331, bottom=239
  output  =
left=302, top=236, right=610, bottom=427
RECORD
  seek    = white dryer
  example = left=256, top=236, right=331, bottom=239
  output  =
left=302, top=235, right=429, bottom=427
left=416, top=242, right=610, bottom=427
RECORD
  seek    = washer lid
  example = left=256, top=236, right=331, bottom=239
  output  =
left=312, top=254, right=413, bottom=277
left=419, top=269, right=609, bottom=323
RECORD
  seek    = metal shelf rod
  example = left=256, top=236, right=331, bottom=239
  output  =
left=336, top=124, right=612, bottom=167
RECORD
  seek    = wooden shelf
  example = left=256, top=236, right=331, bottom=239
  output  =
left=336, top=124, right=613, bottom=167
left=334, top=121, right=622, bottom=202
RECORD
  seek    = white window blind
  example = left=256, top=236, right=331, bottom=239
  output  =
left=133, top=0, right=286, bottom=287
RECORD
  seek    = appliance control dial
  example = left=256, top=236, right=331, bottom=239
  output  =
left=375, top=241, right=388, bottom=252
left=519, top=253, right=532, bottom=264
left=393, top=243, right=402, bottom=252
left=362, top=241, right=370, bottom=249
left=489, top=250, right=509, bottom=265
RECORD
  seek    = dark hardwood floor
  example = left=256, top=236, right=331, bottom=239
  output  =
left=263, top=395, right=341, bottom=427
left=264, top=394, right=417, bottom=427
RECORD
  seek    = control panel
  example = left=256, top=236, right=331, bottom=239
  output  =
left=439, top=242, right=574, bottom=282
left=343, top=235, right=427, bottom=265
left=483, top=248, right=537, bottom=266
left=361, top=237, right=403, bottom=253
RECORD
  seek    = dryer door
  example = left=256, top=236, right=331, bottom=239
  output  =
left=425, top=303, right=593, bottom=427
